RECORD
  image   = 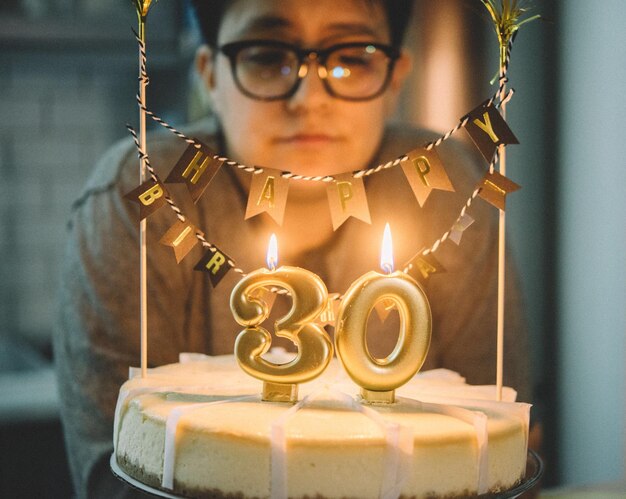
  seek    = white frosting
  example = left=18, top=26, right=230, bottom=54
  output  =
left=162, top=395, right=257, bottom=490
left=268, top=387, right=415, bottom=499
left=115, top=354, right=530, bottom=498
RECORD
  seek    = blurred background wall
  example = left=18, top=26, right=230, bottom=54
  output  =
left=0, top=0, right=624, bottom=497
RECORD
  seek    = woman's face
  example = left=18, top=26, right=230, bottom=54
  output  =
left=198, top=0, right=410, bottom=178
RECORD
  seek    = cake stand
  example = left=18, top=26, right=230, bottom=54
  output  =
left=111, top=450, right=544, bottom=499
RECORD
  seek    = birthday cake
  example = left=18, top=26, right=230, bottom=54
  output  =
left=113, top=351, right=530, bottom=499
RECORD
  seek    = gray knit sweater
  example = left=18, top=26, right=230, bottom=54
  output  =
left=54, top=120, right=529, bottom=498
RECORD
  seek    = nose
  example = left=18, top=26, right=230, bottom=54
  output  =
left=286, top=55, right=331, bottom=111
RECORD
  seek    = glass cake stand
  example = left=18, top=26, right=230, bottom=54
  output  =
left=111, top=450, right=544, bottom=499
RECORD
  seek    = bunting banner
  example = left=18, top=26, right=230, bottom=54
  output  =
left=449, top=214, right=475, bottom=245
left=124, top=179, right=168, bottom=220
left=194, top=246, right=235, bottom=287
left=123, top=49, right=525, bottom=292
left=326, top=173, right=371, bottom=231
left=374, top=298, right=397, bottom=323
left=401, top=147, right=454, bottom=206
left=315, top=293, right=341, bottom=326
left=478, top=171, right=521, bottom=210
left=165, top=142, right=223, bottom=204
left=118, top=0, right=541, bottom=405
left=250, top=287, right=278, bottom=315
left=245, top=167, right=290, bottom=225
left=125, top=96, right=523, bottom=290
left=464, top=101, right=519, bottom=162
left=404, top=250, right=447, bottom=283
left=159, top=220, right=202, bottom=263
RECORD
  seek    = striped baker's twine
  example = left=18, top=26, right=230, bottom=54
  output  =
left=134, top=30, right=150, bottom=88
left=128, top=34, right=516, bottom=298
left=126, top=125, right=248, bottom=278
left=406, top=39, right=512, bottom=262
left=134, top=34, right=516, bottom=184
left=499, top=39, right=514, bottom=102
left=136, top=83, right=513, bottom=183
left=406, top=150, right=499, bottom=265
left=133, top=33, right=334, bottom=183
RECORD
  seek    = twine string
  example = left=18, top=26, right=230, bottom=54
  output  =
left=127, top=34, right=517, bottom=300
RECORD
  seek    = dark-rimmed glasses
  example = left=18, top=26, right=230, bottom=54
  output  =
left=219, top=40, right=400, bottom=101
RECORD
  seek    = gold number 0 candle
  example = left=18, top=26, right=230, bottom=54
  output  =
left=335, top=224, right=432, bottom=403
left=230, top=235, right=333, bottom=402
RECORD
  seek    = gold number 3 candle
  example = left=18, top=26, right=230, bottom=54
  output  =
left=230, top=235, right=333, bottom=402
left=335, top=224, right=432, bottom=403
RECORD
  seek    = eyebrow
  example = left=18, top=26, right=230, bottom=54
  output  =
left=231, top=15, right=291, bottom=38
left=232, top=15, right=381, bottom=42
left=323, top=22, right=381, bottom=40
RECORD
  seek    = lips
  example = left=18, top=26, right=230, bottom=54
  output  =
left=275, top=134, right=340, bottom=144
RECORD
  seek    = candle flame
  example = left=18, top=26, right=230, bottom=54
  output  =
left=380, top=223, right=394, bottom=274
left=267, top=234, right=278, bottom=270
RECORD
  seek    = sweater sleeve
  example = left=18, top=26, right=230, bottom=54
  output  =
left=53, top=138, right=192, bottom=498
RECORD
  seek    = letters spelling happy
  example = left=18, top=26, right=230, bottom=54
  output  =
left=165, top=142, right=223, bottom=203
left=464, top=101, right=519, bottom=162
left=326, top=173, right=371, bottom=230
left=245, top=167, right=289, bottom=225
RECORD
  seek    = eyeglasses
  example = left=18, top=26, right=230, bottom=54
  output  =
left=219, top=40, right=400, bottom=102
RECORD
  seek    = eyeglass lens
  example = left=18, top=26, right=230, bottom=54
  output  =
left=234, top=44, right=392, bottom=100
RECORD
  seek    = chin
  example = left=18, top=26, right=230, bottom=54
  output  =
left=276, top=153, right=359, bottom=177
left=286, top=164, right=352, bottom=178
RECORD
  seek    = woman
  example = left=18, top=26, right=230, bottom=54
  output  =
left=54, top=1, right=529, bottom=497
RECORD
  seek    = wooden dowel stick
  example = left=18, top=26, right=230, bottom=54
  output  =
left=496, top=145, right=506, bottom=401
left=496, top=63, right=507, bottom=401
left=138, top=18, right=148, bottom=378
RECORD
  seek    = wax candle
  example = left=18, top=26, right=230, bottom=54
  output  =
left=230, top=235, right=333, bottom=402
left=335, top=224, right=432, bottom=403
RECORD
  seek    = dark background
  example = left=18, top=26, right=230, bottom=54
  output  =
left=0, top=1, right=624, bottom=497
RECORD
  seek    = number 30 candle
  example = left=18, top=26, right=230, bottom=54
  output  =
left=230, top=235, right=333, bottom=403
left=335, top=224, right=432, bottom=403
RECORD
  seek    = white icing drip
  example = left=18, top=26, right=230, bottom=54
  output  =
left=114, top=386, right=179, bottom=453
left=400, top=397, right=490, bottom=494
left=358, top=402, right=414, bottom=499
left=116, top=359, right=530, bottom=497
left=269, top=391, right=318, bottom=499
left=416, top=394, right=530, bottom=489
left=269, top=387, right=414, bottom=499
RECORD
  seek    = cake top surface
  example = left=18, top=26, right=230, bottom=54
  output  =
left=118, top=351, right=529, bottom=445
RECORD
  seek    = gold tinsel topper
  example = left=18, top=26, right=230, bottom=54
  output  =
left=132, top=0, right=155, bottom=19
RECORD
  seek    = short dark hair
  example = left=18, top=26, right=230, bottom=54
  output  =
left=190, top=0, right=414, bottom=49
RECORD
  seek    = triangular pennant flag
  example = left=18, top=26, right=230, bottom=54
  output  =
left=401, top=148, right=454, bottom=206
left=405, top=250, right=446, bottom=283
left=326, top=173, right=371, bottom=231
left=250, top=287, right=277, bottom=316
left=245, top=167, right=290, bottom=225
left=124, top=179, right=168, bottom=220
left=449, top=213, right=475, bottom=245
left=165, top=141, right=223, bottom=203
left=315, top=293, right=341, bottom=326
left=478, top=171, right=521, bottom=210
left=464, top=101, right=519, bottom=162
left=374, top=298, right=396, bottom=323
left=194, top=245, right=234, bottom=287
left=159, top=220, right=201, bottom=263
